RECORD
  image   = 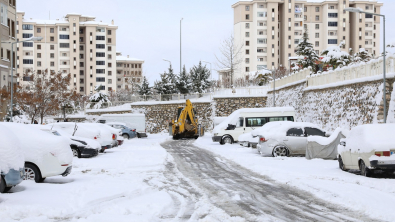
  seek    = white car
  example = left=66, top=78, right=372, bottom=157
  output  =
left=0, top=123, right=73, bottom=183
left=212, top=107, right=295, bottom=145
left=338, top=124, right=395, bottom=177
left=256, top=122, right=328, bottom=157
left=79, top=123, right=120, bottom=148
left=50, top=123, right=109, bottom=152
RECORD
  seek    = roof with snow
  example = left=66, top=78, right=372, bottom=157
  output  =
left=116, top=56, right=144, bottom=63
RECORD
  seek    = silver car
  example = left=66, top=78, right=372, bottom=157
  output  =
left=257, top=122, right=327, bottom=157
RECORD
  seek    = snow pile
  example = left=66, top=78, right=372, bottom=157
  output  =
left=213, top=107, right=294, bottom=134
left=0, top=123, right=73, bottom=165
left=347, top=124, right=395, bottom=153
left=0, top=125, right=25, bottom=174
left=238, top=132, right=259, bottom=143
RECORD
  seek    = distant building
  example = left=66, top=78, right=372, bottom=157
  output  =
left=16, top=12, right=118, bottom=95
left=232, top=0, right=383, bottom=82
left=116, top=52, right=144, bottom=91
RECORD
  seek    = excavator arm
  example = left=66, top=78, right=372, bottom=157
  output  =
left=170, top=99, right=204, bottom=139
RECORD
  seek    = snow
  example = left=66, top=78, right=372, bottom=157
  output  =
left=0, top=123, right=73, bottom=165
left=195, top=134, right=395, bottom=222
left=238, top=132, right=258, bottom=143
left=213, top=107, right=295, bottom=134
left=267, top=79, right=306, bottom=92
left=346, top=124, right=395, bottom=153
left=307, top=128, right=346, bottom=145
left=0, top=125, right=24, bottom=174
left=252, top=121, right=320, bottom=138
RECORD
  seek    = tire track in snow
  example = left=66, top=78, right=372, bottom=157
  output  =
left=161, top=139, right=383, bottom=222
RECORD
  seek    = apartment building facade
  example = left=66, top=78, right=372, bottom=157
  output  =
left=232, top=0, right=383, bottom=82
left=0, top=0, right=16, bottom=89
left=116, top=52, right=144, bottom=91
left=16, top=12, right=118, bottom=95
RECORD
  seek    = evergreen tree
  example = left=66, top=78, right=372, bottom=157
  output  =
left=154, top=65, right=178, bottom=96
left=321, top=43, right=351, bottom=70
left=295, top=26, right=319, bottom=73
left=89, top=84, right=111, bottom=109
left=190, top=61, right=211, bottom=93
left=139, top=76, right=151, bottom=95
left=176, top=65, right=191, bottom=94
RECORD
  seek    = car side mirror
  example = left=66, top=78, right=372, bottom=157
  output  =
left=340, top=141, right=346, bottom=146
left=226, top=124, right=236, bottom=130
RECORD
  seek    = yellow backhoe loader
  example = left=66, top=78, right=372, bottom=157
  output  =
left=169, top=99, right=204, bottom=140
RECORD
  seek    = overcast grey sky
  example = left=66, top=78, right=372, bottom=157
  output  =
left=18, top=0, right=394, bottom=85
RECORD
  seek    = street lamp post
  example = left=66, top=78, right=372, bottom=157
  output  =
left=180, top=18, right=183, bottom=75
left=345, top=7, right=386, bottom=123
left=163, top=59, right=172, bottom=67
left=1, top=37, right=43, bottom=122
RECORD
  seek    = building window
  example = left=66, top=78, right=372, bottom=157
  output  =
left=22, top=24, right=33, bottom=30
left=108, top=79, right=112, bottom=84
left=304, top=7, right=307, bottom=12
left=96, top=61, right=105, bottom=65
left=23, top=33, right=33, bottom=38
left=108, top=30, right=112, bottom=35
left=50, top=53, right=54, bottom=58
left=245, top=14, right=249, bottom=20
left=108, top=38, right=112, bottom=43
left=315, top=7, right=319, bottom=12
left=328, top=13, right=338, bottom=18
left=245, top=58, right=249, bottom=64
left=96, top=44, right=105, bottom=49
left=108, top=46, right=112, bottom=51
left=60, top=43, right=69, bottom=48
left=23, top=42, right=33, bottom=47
left=59, top=35, right=69, bottom=39
left=96, top=36, right=105, bottom=40
left=365, top=14, right=373, bottom=18
left=80, top=62, right=84, bottom=67
left=108, top=71, right=112, bottom=76
left=246, top=49, right=249, bottom=55
left=37, top=44, right=41, bottom=49
left=50, top=62, right=54, bottom=67
left=258, top=12, right=267, bottom=17
left=37, top=53, right=41, bottom=58
left=328, top=39, right=337, bottom=44
left=245, top=6, right=250, bottom=11
left=315, top=24, right=319, bottom=29
left=23, top=59, right=33, bottom=64
left=315, top=41, right=319, bottom=47
left=246, top=41, right=249, bottom=46
left=245, top=23, right=249, bottom=28
left=96, top=52, right=105, bottom=57
left=50, top=36, right=54, bottom=41
left=315, top=15, right=319, bottom=21
left=328, top=22, right=338, bottom=26
left=108, top=63, right=112, bottom=68
left=80, top=70, right=84, bottom=75
left=50, top=45, right=54, bottom=50
left=245, top=67, right=249, bottom=72
left=315, top=33, right=319, bottom=38
left=96, top=77, right=105, bottom=82
left=245, top=32, right=249, bottom=37
left=50, top=28, right=54, bottom=33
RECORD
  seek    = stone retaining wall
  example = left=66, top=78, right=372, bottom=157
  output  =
left=214, top=96, right=267, bottom=117
left=267, top=78, right=395, bottom=131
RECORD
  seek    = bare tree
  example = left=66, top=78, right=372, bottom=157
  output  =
left=215, top=35, right=244, bottom=86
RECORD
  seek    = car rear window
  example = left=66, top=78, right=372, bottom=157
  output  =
left=286, top=128, right=304, bottom=137
left=305, top=127, right=325, bottom=137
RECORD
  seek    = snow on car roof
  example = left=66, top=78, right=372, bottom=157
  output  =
left=105, top=122, right=127, bottom=126
left=0, top=123, right=72, bottom=165
left=0, top=125, right=24, bottom=173
left=347, top=124, right=395, bottom=152
left=213, top=107, right=294, bottom=134
left=251, top=121, right=321, bottom=138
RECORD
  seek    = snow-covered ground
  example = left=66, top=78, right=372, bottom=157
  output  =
left=0, top=134, right=176, bottom=222
left=195, top=134, right=395, bottom=222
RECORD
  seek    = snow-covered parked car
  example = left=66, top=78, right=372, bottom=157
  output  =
left=50, top=123, right=109, bottom=152
left=105, top=122, right=137, bottom=140
left=79, top=123, right=120, bottom=148
left=0, top=123, right=73, bottom=183
left=256, top=122, right=329, bottom=157
left=338, top=124, right=395, bottom=177
left=96, top=114, right=148, bottom=138
left=0, top=125, right=25, bottom=193
left=33, top=125, right=100, bottom=158
left=238, top=132, right=259, bottom=148
left=212, top=107, right=295, bottom=145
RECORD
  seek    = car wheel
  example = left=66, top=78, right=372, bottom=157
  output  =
left=338, top=156, right=347, bottom=171
left=122, top=134, right=130, bottom=139
left=222, top=136, right=233, bottom=144
left=360, top=160, right=373, bottom=177
left=272, top=146, right=289, bottom=157
left=72, top=148, right=81, bottom=158
left=25, top=163, right=43, bottom=183
left=0, top=175, right=6, bottom=193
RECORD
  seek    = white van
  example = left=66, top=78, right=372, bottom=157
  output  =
left=97, top=114, right=147, bottom=138
left=212, top=107, right=295, bottom=145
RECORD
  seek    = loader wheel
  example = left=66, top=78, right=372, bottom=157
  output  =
left=173, top=135, right=179, bottom=140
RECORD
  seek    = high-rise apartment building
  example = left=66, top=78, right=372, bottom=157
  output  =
left=0, top=0, right=16, bottom=89
left=16, top=12, right=118, bottom=95
left=116, top=52, right=144, bottom=91
left=232, top=0, right=383, bottom=82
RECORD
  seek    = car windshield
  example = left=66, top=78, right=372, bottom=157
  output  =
left=52, top=131, right=61, bottom=136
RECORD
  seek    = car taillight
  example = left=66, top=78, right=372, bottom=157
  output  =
left=131, top=129, right=136, bottom=132
left=112, top=134, right=116, bottom=140
left=260, top=137, right=268, bottom=142
left=375, top=151, right=391, bottom=157
left=94, top=137, right=97, bottom=140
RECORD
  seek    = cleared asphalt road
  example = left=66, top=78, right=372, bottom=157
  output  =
left=160, top=139, right=381, bottom=222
